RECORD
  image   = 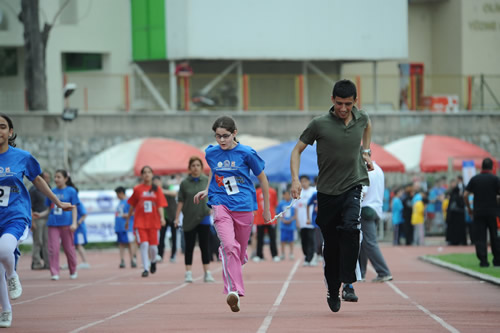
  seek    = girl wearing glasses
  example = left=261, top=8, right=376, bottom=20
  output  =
left=194, top=116, right=271, bottom=313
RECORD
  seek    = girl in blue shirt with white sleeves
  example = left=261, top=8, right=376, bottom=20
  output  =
left=0, top=114, right=73, bottom=328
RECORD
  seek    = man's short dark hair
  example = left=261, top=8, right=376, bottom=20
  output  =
left=299, top=175, right=310, bottom=181
left=332, top=79, right=357, bottom=100
left=482, top=157, right=493, bottom=170
left=115, top=186, right=126, bottom=194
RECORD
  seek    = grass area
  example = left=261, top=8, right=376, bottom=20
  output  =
left=19, top=242, right=117, bottom=254
left=431, top=253, right=500, bottom=279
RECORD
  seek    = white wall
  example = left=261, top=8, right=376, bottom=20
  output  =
left=166, top=0, right=408, bottom=61
left=0, top=0, right=132, bottom=113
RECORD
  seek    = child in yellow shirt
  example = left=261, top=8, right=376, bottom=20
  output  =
left=411, top=191, right=427, bottom=245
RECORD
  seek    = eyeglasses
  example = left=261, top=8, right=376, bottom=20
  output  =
left=215, top=133, right=232, bottom=140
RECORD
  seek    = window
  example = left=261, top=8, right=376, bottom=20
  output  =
left=64, top=53, right=102, bottom=72
left=0, top=48, right=17, bottom=77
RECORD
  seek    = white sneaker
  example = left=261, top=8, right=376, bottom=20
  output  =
left=185, top=271, right=193, bottom=283
left=302, top=261, right=310, bottom=267
left=226, top=292, right=240, bottom=312
left=51, top=275, right=60, bottom=281
left=204, top=271, right=215, bottom=283
left=155, top=254, right=163, bottom=263
left=0, top=311, right=12, bottom=328
left=252, top=256, right=261, bottom=263
left=70, top=272, right=78, bottom=280
left=289, top=254, right=295, bottom=260
left=77, top=262, right=90, bottom=269
left=7, top=275, right=22, bottom=300
left=273, top=256, right=281, bottom=262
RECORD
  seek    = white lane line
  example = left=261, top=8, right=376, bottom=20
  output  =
left=386, top=282, right=460, bottom=333
left=367, top=265, right=460, bottom=333
left=257, top=259, right=301, bottom=333
left=70, top=268, right=221, bottom=333
left=13, top=271, right=137, bottom=306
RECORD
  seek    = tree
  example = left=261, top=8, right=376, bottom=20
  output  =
left=18, top=0, right=70, bottom=111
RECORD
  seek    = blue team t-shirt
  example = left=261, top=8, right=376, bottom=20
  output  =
left=205, top=143, right=265, bottom=212
left=0, top=146, right=42, bottom=228
left=46, top=186, right=80, bottom=227
left=391, top=197, right=404, bottom=225
left=115, top=198, right=134, bottom=232
left=277, top=199, right=297, bottom=231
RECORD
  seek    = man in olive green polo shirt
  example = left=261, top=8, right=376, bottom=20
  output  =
left=290, top=79, right=373, bottom=313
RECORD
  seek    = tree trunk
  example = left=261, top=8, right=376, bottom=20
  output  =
left=21, top=0, right=48, bottom=111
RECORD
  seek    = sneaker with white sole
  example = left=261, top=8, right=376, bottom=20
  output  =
left=204, top=271, right=215, bottom=283
left=7, top=275, right=22, bottom=300
left=371, top=275, right=393, bottom=283
left=226, top=292, right=240, bottom=312
left=70, top=272, right=78, bottom=280
left=185, top=271, right=193, bottom=283
left=51, top=275, right=60, bottom=281
left=272, top=256, right=281, bottom=262
left=78, top=262, right=91, bottom=269
left=0, top=311, right=12, bottom=328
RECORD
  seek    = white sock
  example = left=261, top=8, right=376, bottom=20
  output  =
left=0, top=265, right=10, bottom=312
left=140, top=242, right=150, bottom=271
left=149, top=245, right=158, bottom=263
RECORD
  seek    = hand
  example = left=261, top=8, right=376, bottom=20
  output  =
left=32, top=212, right=41, bottom=219
left=174, top=219, right=180, bottom=228
left=363, top=154, right=374, bottom=171
left=306, top=219, right=311, bottom=225
left=124, top=219, right=129, bottom=230
left=290, top=179, right=302, bottom=199
left=160, top=217, right=166, bottom=227
left=58, top=202, right=74, bottom=211
left=467, top=208, right=473, bottom=217
left=194, top=190, right=208, bottom=204
left=263, top=210, right=272, bottom=224
left=70, top=223, right=77, bottom=232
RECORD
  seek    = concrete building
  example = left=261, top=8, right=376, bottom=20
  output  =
left=3, top=0, right=497, bottom=114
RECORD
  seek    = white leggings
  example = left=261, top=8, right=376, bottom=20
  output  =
left=0, top=234, right=19, bottom=312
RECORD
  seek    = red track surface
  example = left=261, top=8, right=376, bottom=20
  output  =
left=11, top=243, right=500, bottom=332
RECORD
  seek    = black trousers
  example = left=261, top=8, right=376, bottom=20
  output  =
left=184, top=224, right=211, bottom=266
left=473, top=214, right=500, bottom=265
left=316, top=186, right=362, bottom=292
left=256, top=225, right=278, bottom=259
left=300, top=228, right=316, bottom=262
left=158, top=219, right=177, bottom=259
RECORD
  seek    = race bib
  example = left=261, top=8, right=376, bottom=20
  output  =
left=144, top=200, right=153, bottom=213
left=53, top=206, right=63, bottom=215
left=223, top=176, right=240, bottom=196
left=0, top=186, right=11, bottom=207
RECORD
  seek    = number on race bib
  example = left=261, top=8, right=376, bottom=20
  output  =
left=144, top=200, right=153, bottom=213
left=223, top=176, right=240, bottom=195
left=0, top=186, right=11, bottom=207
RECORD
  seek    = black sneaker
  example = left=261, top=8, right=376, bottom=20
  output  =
left=150, top=262, right=157, bottom=274
left=480, top=262, right=490, bottom=267
left=342, top=285, right=358, bottom=302
left=326, top=291, right=341, bottom=312
left=142, top=270, right=149, bottom=277
left=119, top=260, right=125, bottom=269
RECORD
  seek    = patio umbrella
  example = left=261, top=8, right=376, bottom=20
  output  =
left=76, top=137, right=209, bottom=181
left=384, top=134, right=494, bottom=172
left=256, top=141, right=318, bottom=183
left=371, top=143, right=405, bottom=173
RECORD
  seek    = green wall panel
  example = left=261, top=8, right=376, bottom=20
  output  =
left=131, top=0, right=166, bottom=61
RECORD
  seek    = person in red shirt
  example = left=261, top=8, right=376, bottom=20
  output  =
left=253, top=185, right=279, bottom=262
left=126, top=166, right=167, bottom=277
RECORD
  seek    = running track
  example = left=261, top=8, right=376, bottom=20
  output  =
left=11, top=243, right=500, bottom=332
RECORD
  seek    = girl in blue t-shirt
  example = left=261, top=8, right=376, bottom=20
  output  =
left=36, top=170, right=80, bottom=281
left=194, top=116, right=271, bottom=313
left=0, top=114, right=73, bottom=328
left=114, top=186, right=137, bottom=269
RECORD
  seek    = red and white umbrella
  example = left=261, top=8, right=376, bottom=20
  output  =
left=384, top=134, right=494, bottom=172
left=371, top=143, right=405, bottom=173
left=76, top=138, right=209, bottom=181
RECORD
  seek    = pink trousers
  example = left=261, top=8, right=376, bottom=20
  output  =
left=48, top=226, right=77, bottom=276
left=213, top=205, right=253, bottom=296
